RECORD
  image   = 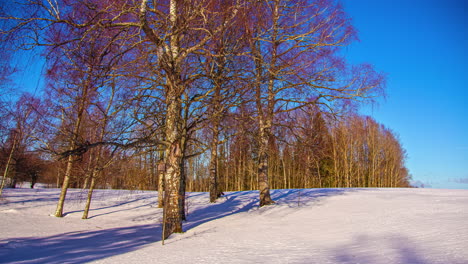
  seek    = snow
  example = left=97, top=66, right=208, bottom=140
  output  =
left=1, top=187, right=467, bottom=264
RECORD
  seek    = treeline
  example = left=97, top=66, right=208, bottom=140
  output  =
left=96, top=109, right=411, bottom=191
left=0, top=108, right=410, bottom=191
left=1, top=0, right=409, bottom=238
left=208, top=109, right=411, bottom=191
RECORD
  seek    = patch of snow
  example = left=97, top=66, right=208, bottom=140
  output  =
left=1, top=209, right=19, bottom=214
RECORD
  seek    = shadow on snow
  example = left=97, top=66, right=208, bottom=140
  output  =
left=184, top=188, right=352, bottom=231
left=330, top=234, right=438, bottom=264
left=0, top=224, right=161, bottom=264
left=0, top=188, right=354, bottom=263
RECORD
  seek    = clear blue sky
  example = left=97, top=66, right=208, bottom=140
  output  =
left=341, top=0, right=468, bottom=189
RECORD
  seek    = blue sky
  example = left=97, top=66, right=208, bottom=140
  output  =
left=341, top=0, right=468, bottom=189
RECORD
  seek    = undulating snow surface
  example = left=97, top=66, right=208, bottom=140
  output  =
left=1, top=187, right=467, bottom=264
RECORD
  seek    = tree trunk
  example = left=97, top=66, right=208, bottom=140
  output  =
left=252, top=1, right=280, bottom=206
left=282, top=158, right=287, bottom=189
left=82, top=176, right=90, bottom=190
left=0, top=134, right=18, bottom=196
left=82, top=171, right=97, bottom=219
left=54, top=154, right=74, bottom=217
left=209, top=122, right=220, bottom=203
left=163, top=140, right=183, bottom=238
left=54, top=64, right=90, bottom=216
left=258, top=125, right=274, bottom=207
left=82, top=150, right=94, bottom=189
left=158, top=168, right=165, bottom=208
left=179, top=156, right=187, bottom=221
left=162, top=89, right=184, bottom=239
left=56, top=170, right=61, bottom=188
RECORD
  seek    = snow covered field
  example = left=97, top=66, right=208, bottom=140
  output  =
left=1, top=187, right=467, bottom=264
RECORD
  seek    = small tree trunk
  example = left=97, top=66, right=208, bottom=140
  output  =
left=0, top=135, right=18, bottom=196
left=315, top=160, right=322, bottom=188
left=56, top=169, right=61, bottom=188
left=82, top=171, right=97, bottom=219
left=54, top=154, right=74, bottom=217
left=30, top=172, right=38, bottom=189
left=282, top=158, right=287, bottom=189
left=158, top=170, right=165, bottom=208
left=209, top=124, right=220, bottom=203
left=82, top=176, right=90, bottom=190
left=179, top=155, right=187, bottom=221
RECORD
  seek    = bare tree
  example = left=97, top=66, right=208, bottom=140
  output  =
left=137, top=0, right=242, bottom=238
left=199, top=2, right=248, bottom=203
left=0, top=93, right=42, bottom=195
left=242, top=0, right=384, bottom=206
left=82, top=79, right=123, bottom=219
left=0, top=131, right=18, bottom=195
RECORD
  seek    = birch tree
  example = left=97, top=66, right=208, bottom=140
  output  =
left=201, top=1, right=248, bottom=203
left=244, top=0, right=384, bottom=205
left=137, top=0, right=242, bottom=238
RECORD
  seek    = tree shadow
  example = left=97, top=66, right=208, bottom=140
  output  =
left=0, top=188, right=61, bottom=205
left=0, top=188, right=357, bottom=263
left=0, top=224, right=161, bottom=264
left=331, top=234, right=441, bottom=264
left=183, top=191, right=258, bottom=232
left=183, top=188, right=353, bottom=231
left=271, top=188, right=355, bottom=208
left=64, top=196, right=154, bottom=218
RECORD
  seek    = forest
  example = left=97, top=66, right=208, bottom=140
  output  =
left=0, top=0, right=410, bottom=239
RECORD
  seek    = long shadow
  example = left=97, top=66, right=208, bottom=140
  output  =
left=271, top=188, right=355, bottom=208
left=0, top=188, right=118, bottom=206
left=0, top=189, right=61, bottom=205
left=2, top=189, right=157, bottom=216
left=64, top=196, right=155, bottom=217
left=184, top=188, right=353, bottom=231
left=0, top=224, right=161, bottom=264
left=184, top=191, right=258, bottom=231
left=1, top=188, right=356, bottom=263
left=185, top=192, right=205, bottom=198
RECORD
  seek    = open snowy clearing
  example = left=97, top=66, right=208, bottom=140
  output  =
left=1, top=187, right=467, bottom=264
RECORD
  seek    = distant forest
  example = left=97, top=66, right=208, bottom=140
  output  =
left=1, top=0, right=410, bottom=238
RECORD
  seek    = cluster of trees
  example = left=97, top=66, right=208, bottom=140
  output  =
left=0, top=0, right=409, bottom=239
left=201, top=107, right=411, bottom=192
left=0, top=94, right=47, bottom=193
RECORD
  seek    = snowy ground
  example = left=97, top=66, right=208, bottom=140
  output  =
left=1, top=187, right=467, bottom=264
